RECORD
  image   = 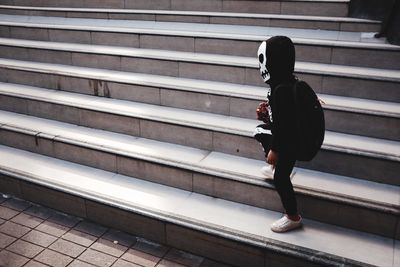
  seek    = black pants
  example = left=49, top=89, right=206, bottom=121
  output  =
left=254, top=124, right=298, bottom=216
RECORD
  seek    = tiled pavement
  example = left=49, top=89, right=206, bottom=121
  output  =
left=0, top=194, right=231, bottom=267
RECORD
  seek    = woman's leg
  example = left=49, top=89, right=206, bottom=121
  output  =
left=273, top=155, right=297, bottom=216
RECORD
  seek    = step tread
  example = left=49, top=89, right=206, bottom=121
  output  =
left=1, top=82, right=399, bottom=161
left=1, top=37, right=399, bottom=82
left=1, top=58, right=399, bottom=118
left=0, top=5, right=378, bottom=23
left=0, top=14, right=395, bottom=50
left=0, top=144, right=396, bottom=267
left=0, top=109, right=398, bottom=210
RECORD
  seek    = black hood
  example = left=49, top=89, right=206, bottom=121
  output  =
left=265, top=36, right=296, bottom=87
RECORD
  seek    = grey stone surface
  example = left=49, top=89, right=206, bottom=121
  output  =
left=140, top=35, right=195, bottom=52
left=156, top=15, right=210, bottom=24
left=79, top=109, right=141, bottom=136
left=0, top=206, right=19, bottom=220
left=0, top=26, right=10, bottom=38
left=0, top=95, right=29, bottom=114
left=2, top=198, right=31, bottom=212
left=212, top=132, right=263, bottom=159
left=210, top=17, right=269, bottom=27
left=157, top=259, right=186, bottom=267
left=49, top=239, right=86, bottom=258
left=164, top=248, right=204, bottom=267
left=0, top=250, right=29, bottom=267
left=25, top=260, right=55, bottom=267
left=10, top=27, right=49, bottom=41
left=90, top=238, right=128, bottom=257
left=71, top=53, right=121, bottom=70
left=121, top=248, right=162, bottom=267
left=57, top=76, right=95, bottom=95
left=133, top=237, right=169, bottom=258
left=24, top=205, right=56, bottom=221
left=74, top=220, right=108, bottom=237
left=68, top=260, right=97, bottom=267
left=166, top=224, right=264, bottom=267
left=281, top=1, right=348, bottom=17
left=229, top=97, right=260, bottom=119
left=0, top=232, right=16, bottom=248
left=0, top=131, right=36, bottom=155
left=28, top=49, right=72, bottom=65
left=0, top=46, right=30, bottom=61
left=78, top=248, right=118, bottom=267
left=116, top=156, right=193, bottom=191
left=5, top=69, right=58, bottom=91
left=192, top=173, right=282, bottom=211
left=110, top=13, right=156, bottom=21
left=62, top=229, right=97, bottom=247
left=107, top=83, right=161, bottom=105
left=49, top=29, right=91, bottom=44
left=324, top=109, right=400, bottom=141
left=321, top=76, right=400, bottom=102
left=86, top=201, right=166, bottom=244
left=20, top=181, right=87, bottom=218
left=172, top=0, right=222, bottom=11
left=140, top=120, right=213, bottom=150
left=179, top=62, right=246, bottom=84
left=48, top=212, right=81, bottom=228
left=67, top=12, right=108, bottom=19
left=7, top=239, right=44, bottom=258
left=91, top=32, right=140, bottom=47
left=270, top=19, right=339, bottom=31
left=125, top=0, right=170, bottom=9
left=22, top=230, right=58, bottom=247
left=160, top=89, right=230, bottom=115
left=222, top=0, right=280, bottom=14
left=340, top=22, right=380, bottom=33
left=194, top=38, right=257, bottom=57
left=121, top=57, right=179, bottom=77
left=35, top=249, right=73, bottom=267
left=102, top=229, right=137, bottom=248
left=331, top=48, right=400, bottom=70
left=11, top=213, right=44, bottom=228
left=0, top=174, right=22, bottom=198
left=296, top=45, right=332, bottom=64
left=53, top=141, right=117, bottom=172
left=0, top=221, right=30, bottom=238
left=36, top=220, right=70, bottom=237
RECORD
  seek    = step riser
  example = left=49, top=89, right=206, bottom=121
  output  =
left=1, top=25, right=399, bottom=70
left=0, top=94, right=398, bottom=186
left=1, top=45, right=399, bottom=104
left=0, top=176, right=271, bottom=267
left=0, top=130, right=397, bottom=240
left=7, top=0, right=349, bottom=17
left=0, top=9, right=379, bottom=32
left=0, top=65, right=399, bottom=142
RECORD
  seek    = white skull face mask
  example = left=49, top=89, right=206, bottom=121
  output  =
left=257, top=41, right=270, bottom=82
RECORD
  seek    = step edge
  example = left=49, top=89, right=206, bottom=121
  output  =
left=1, top=85, right=399, bottom=162
left=0, top=118, right=398, bottom=215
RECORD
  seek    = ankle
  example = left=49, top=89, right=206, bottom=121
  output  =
left=286, top=214, right=301, bottom=221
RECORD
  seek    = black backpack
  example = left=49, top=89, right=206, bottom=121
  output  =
left=292, top=80, right=325, bottom=161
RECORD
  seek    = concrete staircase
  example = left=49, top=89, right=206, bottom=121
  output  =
left=0, top=1, right=398, bottom=266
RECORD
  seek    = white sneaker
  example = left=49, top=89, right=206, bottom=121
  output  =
left=260, top=165, right=274, bottom=179
left=271, top=215, right=302, bottom=233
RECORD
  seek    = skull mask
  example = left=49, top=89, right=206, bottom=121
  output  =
left=257, top=41, right=269, bottom=83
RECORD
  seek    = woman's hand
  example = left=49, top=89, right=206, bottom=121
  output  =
left=267, top=150, right=279, bottom=168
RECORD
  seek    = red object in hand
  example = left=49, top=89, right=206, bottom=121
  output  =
left=256, top=102, right=270, bottom=124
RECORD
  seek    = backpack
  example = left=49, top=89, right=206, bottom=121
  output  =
left=292, top=80, right=325, bottom=161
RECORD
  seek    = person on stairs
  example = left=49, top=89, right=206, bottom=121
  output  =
left=254, top=36, right=302, bottom=233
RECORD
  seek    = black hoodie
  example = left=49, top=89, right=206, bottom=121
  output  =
left=265, top=36, right=297, bottom=156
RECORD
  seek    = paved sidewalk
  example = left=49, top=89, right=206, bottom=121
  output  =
left=0, top=194, right=231, bottom=267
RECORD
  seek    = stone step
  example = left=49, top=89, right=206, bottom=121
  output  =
left=0, top=38, right=398, bottom=103
left=0, top=15, right=398, bottom=69
left=1, top=146, right=397, bottom=267
left=0, top=113, right=398, bottom=240
left=4, top=0, right=350, bottom=17
left=0, top=5, right=380, bottom=32
left=0, top=59, right=399, bottom=141
left=0, top=83, right=398, bottom=186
